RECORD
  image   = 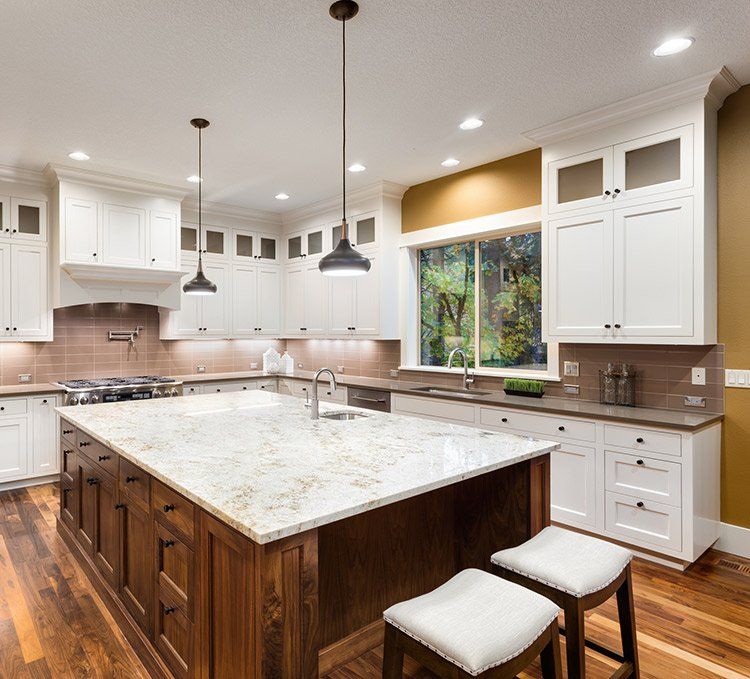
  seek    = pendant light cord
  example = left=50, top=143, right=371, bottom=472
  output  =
left=341, top=15, right=347, bottom=232
left=198, top=126, right=203, bottom=264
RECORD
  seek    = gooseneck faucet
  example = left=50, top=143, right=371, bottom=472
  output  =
left=310, top=368, right=337, bottom=419
left=447, top=348, right=474, bottom=390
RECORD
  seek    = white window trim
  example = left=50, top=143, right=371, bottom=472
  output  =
left=398, top=205, right=560, bottom=382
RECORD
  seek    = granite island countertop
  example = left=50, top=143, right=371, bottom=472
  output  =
left=56, top=391, right=558, bottom=544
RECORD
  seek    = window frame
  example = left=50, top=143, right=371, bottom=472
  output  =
left=399, top=207, right=559, bottom=381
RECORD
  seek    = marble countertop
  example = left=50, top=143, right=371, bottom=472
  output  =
left=56, top=391, right=557, bottom=544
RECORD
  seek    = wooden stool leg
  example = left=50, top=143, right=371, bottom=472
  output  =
left=616, top=564, right=640, bottom=678
left=563, top=599, right=586, bottom=679
left=382, top=623, right=405, bottom=679
left=540, top=620, right=563, bottom=678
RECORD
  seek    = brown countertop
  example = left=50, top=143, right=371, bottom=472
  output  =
left=180, top=370, right=723, bottom=432
left=0, top=383, right=64, bottom=397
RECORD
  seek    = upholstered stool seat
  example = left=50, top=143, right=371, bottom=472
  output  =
left=382, top=569, right=563, bottom=678
left=491, top=527, right=640, bottom=679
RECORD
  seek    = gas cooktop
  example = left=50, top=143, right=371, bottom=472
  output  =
left=57, top=376, right=178, bottom=390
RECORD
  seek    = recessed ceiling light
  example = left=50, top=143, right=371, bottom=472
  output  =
left=68, top=151, right=90, bottom=161
left=275, top=192, right=290, bottom=200
left=652, top=37, right=694, bottom=57
left=186, top=175, right=202, bottom=183
left=348, top=163, right=366, bottom=173
left=441, top=158, right=460, bottom=168
left=459, top=118, right=484, bottom=130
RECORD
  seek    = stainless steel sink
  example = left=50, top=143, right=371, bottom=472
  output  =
left=319, top=411, right=369, bottom=421
left=409, top=386, right=491, bottom=398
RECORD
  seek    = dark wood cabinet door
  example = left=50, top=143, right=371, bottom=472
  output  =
left=94, top=472, right=119, bottom=589
left=77, top=457, right=97, bottom=557
left=119, top=498, right=153, bottom=635
left=155, top=593, right=193, bottom=679
left=60, top=477, right=77, bottom=533
left=155, top=522, right=193, bottom=619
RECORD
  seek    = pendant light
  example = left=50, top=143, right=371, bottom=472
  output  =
left=319, top=0, right=371, bottom=277
left=183, top=118, right=217, bottom=295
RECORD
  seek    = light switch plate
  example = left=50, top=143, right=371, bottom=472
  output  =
left=196, top=365, right=206, bottom=373
left=725, top=369, right=750, bottom=388
left=563, top=361, right=580, bottom=377
left=691, top=367, right=706, bottom=386
left=18, top=373, right=32, bottom=383
left=389, top=369, right=399, bottom=378
left=684, top=396, right=706, bottom=408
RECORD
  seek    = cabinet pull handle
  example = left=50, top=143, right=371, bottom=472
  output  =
left=164, top=607, right=176, bottom=615
left=86, top=477, right=98, bottom=485
left=114, top=503, right=125, bottom=510
left=636, top=437, right=644, bottom=444
left=63, top=449, right=72, bottom=455
left=353, top=395, right=387, bottom=404
left=79, top=441, right=90, bottom=447
left=63, top=488, right=71, bottom=494
left=604, top=190, right=611, bottom=196
left=558, top=425, right=565, bottom=431
left=63, top=429, right=73, bottom=435
left=163, top=504, right=175, bottom=513
left=125, top=476, right=137, bottom=483
left=98, top=455, right=110, bottom=462
left=636, top=459, right=644, bottom=465
left=164, top=540, right=175, bottom=548
left=636, top=501, right=644, bottom=508
left=604, top=324, right=611, bottom=329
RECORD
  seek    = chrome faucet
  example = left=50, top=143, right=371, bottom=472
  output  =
left=310, top=368, right=337, bottom=419
left=447, top=348, right=474, bottom=390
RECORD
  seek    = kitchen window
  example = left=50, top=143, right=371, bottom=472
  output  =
left=417, top=228, right=556, bottom=378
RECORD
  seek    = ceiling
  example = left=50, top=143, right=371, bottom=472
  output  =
left=3, top=0, right=749, bottom=212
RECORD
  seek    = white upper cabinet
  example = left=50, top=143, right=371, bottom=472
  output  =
left=0, top=196, right=9, bottom=236
left=169, top=268, right=203, bottom=337
left=10, top=197, right=47, bottom=242
left=232, top=265, right=259, bottom=336
left=0, top=243, right=10, bottom=337
left=256, top=266, right=281, bottom=335
left=350, top=211, right=378, bottom=250
left=613, top=197, right=694, bottom=338
left=180, top=222, right=199, bottom=259
left=101, top=203, right=147, bottom=267
left=64, top=197, right=100, bottom=263
left=148, top=211, right=178, bottom=269
left=328, top=276, right=356, bottom=335
left=283, top=262, right=327, bottom=335
left=353, top=255, right=380, bottom=335
left=548, top=148, right=613, bottom=214
left=162, top=263, right=230, bottom=338
left=232, top=229, right=279, bottom=264
left=10, top=244, right=50, bottom=339
left=200, top=262, right=230, bottom=335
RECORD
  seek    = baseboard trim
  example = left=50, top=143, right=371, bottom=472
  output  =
left=0, top=474, right=59, bottom=492
left=716, top=522, right=750, bottom=559
left=318, top=619, right=385, bottom=676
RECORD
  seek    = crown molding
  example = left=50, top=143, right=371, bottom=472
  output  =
left=281, top=180, right=409, bottom=225
left=524, top=67, right=741, bottom=146
left=43, top=163, right=189, bottom=200
left=0, top=164, right=48, bottom=188
left=181, top=198, right=282, bottom=226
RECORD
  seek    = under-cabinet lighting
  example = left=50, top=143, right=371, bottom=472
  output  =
left=186, top=175, right=202, bottom=183
left=348, top=163, right=366, bottom=172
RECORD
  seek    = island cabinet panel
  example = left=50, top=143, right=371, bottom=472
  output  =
left=155, top=522, right=194, bottom=619
left=119, top=494, right=153, bottom=636
left=60, top=475, right=77, bottom=533
left=153, top=479, right=196, bottom=546
left=77, top=456, right=97, bottom=557
left=93, top=471, right=119, bottom=589
left=77, top=429, right=119, bottom=477
left=155, top=590, right=193, bottom=679
left=195, top=512, right=255, bottom=679
left=120, top=457, right=151, bottom=503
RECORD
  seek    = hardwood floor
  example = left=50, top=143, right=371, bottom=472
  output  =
left=1, top=484, right=749, bottom=679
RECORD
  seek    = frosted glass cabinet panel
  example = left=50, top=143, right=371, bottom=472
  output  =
left=11, top=198, right=47, bottom=242
left=548, top=148, right=613, bottom=214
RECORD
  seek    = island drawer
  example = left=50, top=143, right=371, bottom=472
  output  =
left=60, top=441, right=77, bottom=483
left=155, top=590, right=192, bottom=679
left=604, top=450, right=681, bottom=507
left=604, top=424, right=682, bottom=457
left=119, top=458, right=150, bottom=505
left=155, top=522, right=193, bottom=619
left=77, top=433, right=119, bottom=477
left=0, top=397, right=27, bottom=417
left=153, top=480, right=196, bottom=545
left=479, top=407, right=596, bottom=442
left=61, top=421, right=77, bottom=446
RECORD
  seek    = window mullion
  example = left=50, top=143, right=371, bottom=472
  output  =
left=474, top=239, right=481, bottom=371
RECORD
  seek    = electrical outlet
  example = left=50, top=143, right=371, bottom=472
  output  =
left=563, top=384, right=580, bottom=395
left=250, top=362, right=258, bottom=370
left=18, top=373, right=32, bottom=383
left=389, top=369, right=399, bottom=378
left=563, top=361, right=580, bottom=377
left=196, top=365, right=206, bottom=373
left=684, top=396, right=706, bottom=408
left=691, top=367, right=706, bottom=386
left=337, top=365, right=345, bottom=374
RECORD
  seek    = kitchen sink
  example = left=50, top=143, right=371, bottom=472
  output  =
left=319, top=411, right=369, bottom=421
left=409, top=386, right=492, bottom=398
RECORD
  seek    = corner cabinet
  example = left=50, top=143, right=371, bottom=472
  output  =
left=536, top=77, right=732, bottom=345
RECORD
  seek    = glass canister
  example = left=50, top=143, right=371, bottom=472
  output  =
left=600, top=363, right=619, bottom=405
left=617, top=363, right=636, bottom=407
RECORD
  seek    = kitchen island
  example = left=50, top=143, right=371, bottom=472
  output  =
left=56, top=391, right=557, bottom=678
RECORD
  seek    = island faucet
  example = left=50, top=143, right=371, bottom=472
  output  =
left=447, top=348, right=474, bottom=390
left=310, top=367, right=337, bottom=419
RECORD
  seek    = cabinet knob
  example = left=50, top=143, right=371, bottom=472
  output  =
left=636, top=459, right=644, bottom=465
left=604, top=190, right=611, bottom=196
left=114, top=503, right=125, bottom=510
left=63, top=449, right=72, bottom=455
left=93, top=253, right=97, bottom=257
left=614, top=323, right=621, bottom=329
left=125, top=475, right=137, bottom=483
left=151, top=258, right=156, bottom=262
left=63, top=487, right=71, bottom=494
left=42, top=399, right=48, bottom=404
left=614, top=188, right=621, bottom=195
left=12, top=327, right=16, bottom=331
left=558, top=425, right=565, bottom=431
left=636, top=437, right=644, bottom=444
left=636, top=501, right=644, bottom=508
left=501, top=417, right=508, bottom=423
left=79, top=441, right=90, bottom=447
left=0, top=407, right=4, bottom=411
left=86, top=477, right=98, bottom=485
left=98, top=455, right=110, bottom=462
left=604, top=324, right=611, bottom=329
left=164, top=540, right=175, bottom=548
left=163, top=504, right=175, bottom=513
left=242, top=386, right=247, bottom=390
left=164, top=607, right=176, bottom=616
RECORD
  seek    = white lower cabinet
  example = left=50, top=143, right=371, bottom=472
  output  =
left=605, top=491, right=682, bottom=552
left=0, top=393, right=59, bottom=484
left=550, top=444, right=597, bottom=529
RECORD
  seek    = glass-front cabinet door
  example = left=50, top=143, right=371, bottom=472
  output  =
left=351, top=212, right=377, bottom=250
left=257, top=234, right=278, bottom=263
left=234, top=231, right=254, bottom=260
left=306, top=227, right=324, bottom=258
left=0, top=196, right=9, bottom=236
left=202, top=226, right=228, bottom=259
left=613, top=125, right=693, bottom=203
left=10, top=198, right=47, bottom=242
left=286, top=232, right=303, bottom=260
left=548, top=148, right=614, bottom=214
left=180, top=223, right=198, bottom=258
left=233, top=230, right=279, bottom=264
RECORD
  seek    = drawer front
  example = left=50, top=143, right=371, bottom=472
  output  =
left=605, top=491, right=682, bottom=552
left=392, top=394, right=475, bottom=424
left=77, top=432, right=118, bottom=476
left=61, top=440, right=77, bottom=482
left=604, top=424, right=681, bottom=457
left=119, top=457, right=150, bottom=504
left=291, top=381, right=311, bottom=398
left=605, top=451, right=681, bottom=507
left=155, top=592, right=192, bottom=679
left=0, top=398, right=27, bottom=417
left=153, top=480, right=195, bottom=545
left=60, top=476, right=77, bottom=532
left=479, top=407, right=596, bottom=442
left=204, top=381, right=254, bottom=393
left=347, top=387, right=390, bottom=412
left=61, top=421, right=77, bottom=445
left=184, top=385, right=202, bottom=396
left=156, top=522, right=193, bottom=619
left=320, top=385, right=345, bottom=403
left=255, top=379, right=277, bottom=393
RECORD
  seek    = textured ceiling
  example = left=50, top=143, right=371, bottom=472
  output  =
left=2, top=0, right=749, bottom=211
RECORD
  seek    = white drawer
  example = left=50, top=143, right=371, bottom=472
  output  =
left=392, top=394, right=476, bottom=425
left=605, top=451, right=681, bottom=507
left=184, top=384, right=203, bottom=396
left=0, top=398, right=28, bottom=417
left=605, top=491, right=682, bottom=552
left=255, top=379, right=277, bottom=393
left=290, top=381, right=310, bottom=398
left=204, top=381, right=256, bottom=393
left=604, top=424, right=681, bottom=457
left=290, top=380, right=344, bottom=403
left=479, top=407, right=595, bottom=442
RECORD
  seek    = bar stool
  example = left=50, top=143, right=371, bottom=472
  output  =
left=491, top=526, right=640, bottom=679
left=382, top=568, right=562, bottom=678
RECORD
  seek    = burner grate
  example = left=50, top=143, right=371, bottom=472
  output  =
left=59, top=376, right=176, bottom=389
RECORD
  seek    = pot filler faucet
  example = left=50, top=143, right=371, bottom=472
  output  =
left=310, top=368, right=337, bottom=419
left=447, top=348, right=475, bottom=390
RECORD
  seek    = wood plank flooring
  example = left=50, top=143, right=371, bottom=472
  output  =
left=1, top=483, right=749, bottom=678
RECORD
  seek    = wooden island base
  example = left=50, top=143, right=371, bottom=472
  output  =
left=58, top=418, right=549, bottom=678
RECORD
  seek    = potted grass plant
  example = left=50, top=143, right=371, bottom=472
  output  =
left=503, top=378, right=545, bottom=399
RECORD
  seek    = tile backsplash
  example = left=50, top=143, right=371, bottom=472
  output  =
left=0, top=304, right=724, bottom=413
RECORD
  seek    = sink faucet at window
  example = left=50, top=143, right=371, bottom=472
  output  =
left=310, top=368, right=337, bottom=419
left=447, top=348, right=474, bottom=390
